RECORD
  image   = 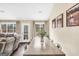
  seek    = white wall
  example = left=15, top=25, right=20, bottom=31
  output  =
left=49, top=3, right=79, bottom=56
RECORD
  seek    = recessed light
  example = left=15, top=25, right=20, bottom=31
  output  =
left=0, top=10, right=5, bottom=13
left=38, top=11, right=42, bottom=13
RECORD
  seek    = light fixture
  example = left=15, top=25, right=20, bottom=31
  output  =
left=0, top=10, right=5, bottom=13
left=38, top=11, right=42, bottom=13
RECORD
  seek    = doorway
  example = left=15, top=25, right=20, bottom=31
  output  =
left=22, top=24, right=30, bottom=41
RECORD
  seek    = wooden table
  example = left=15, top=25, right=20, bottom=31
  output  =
left=23, top=40, right=65, bottom=56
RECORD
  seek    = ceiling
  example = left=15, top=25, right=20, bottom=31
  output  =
left=0, top=3, right=53, bottom=20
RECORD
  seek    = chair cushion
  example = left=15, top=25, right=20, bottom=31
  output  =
left=0, top=33, right=6, bottom=37
left=3, top=37, right=15, bottom=54
left=0, top=37, right=6, bottom=42
left=13, top=33, right=20, bottom=50
left=0, top=38, right=7, bottom=53
left=6, top=34, right=14, bottom=37
left=0, top=42, right=6, bottom=53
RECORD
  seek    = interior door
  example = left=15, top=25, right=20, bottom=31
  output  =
left=24, top=25, right=28, bottom=40
left=22, top=24, right=29, bottom=41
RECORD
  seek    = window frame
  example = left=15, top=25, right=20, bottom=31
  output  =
left=0, top=22, right=16, bottom=33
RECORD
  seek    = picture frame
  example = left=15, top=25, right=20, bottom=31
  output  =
left=57, top=14, right=63, bottom=28
left=66, top=3, right=79, bottom=27
left=52, top=19, right=56, bottom=28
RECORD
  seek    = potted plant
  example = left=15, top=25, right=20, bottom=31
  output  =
left=37, top=29, right=49, bottom=49
left=38, top=29, right=47, bottom=42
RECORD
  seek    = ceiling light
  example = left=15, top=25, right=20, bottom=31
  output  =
left=38, top=11, right=42, bottom=13
left=0, top=10, right=5, bottom=13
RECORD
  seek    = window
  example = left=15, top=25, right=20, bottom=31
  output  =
left=1, top=24, right=6, bottom=32
left=8, top=24, right=13, bottom=32
left=24, top=25, right=28, bottom=40
left=14, top=24, right=16, bottom=32
left=35, top=24, right=44, bottom=32
left=1, top=23, right=16, bottom=33
left=36, top=24, right=40, bottom=32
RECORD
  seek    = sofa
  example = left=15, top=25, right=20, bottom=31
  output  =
left=0, top=33, right=20, bottom=56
